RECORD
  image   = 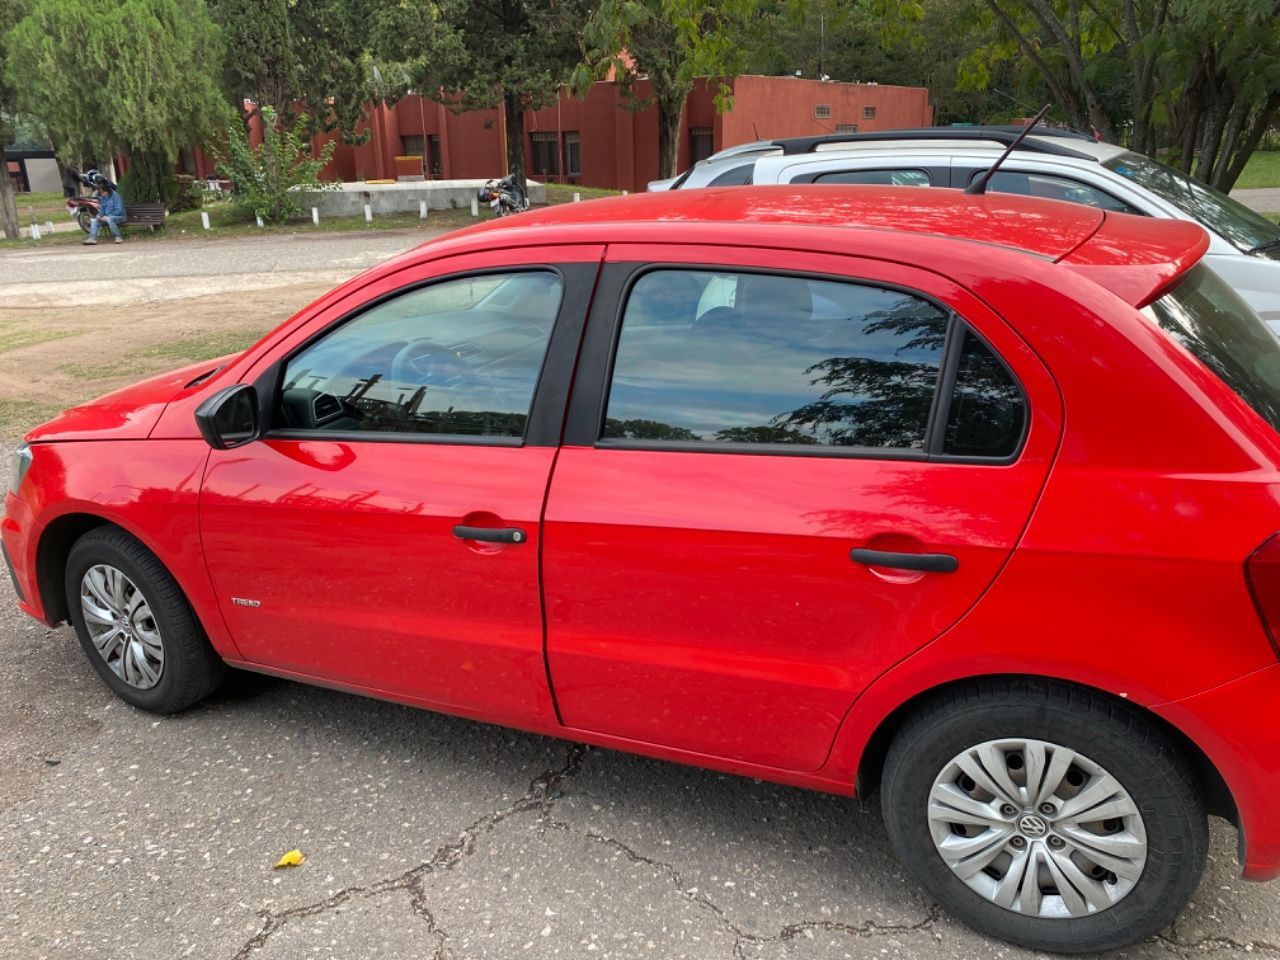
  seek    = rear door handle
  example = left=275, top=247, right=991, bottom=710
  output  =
left=453, top=525, right=527, bottom=544
left=850, top=548, right=958, bottom=573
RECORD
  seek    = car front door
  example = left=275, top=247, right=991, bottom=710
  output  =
left=542, top=246, right=1060, bottom=771
left=199, top=246, right=601, bottom=727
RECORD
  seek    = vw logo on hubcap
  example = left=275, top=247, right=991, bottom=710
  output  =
left=1017, top=813, right=1049, bottom=838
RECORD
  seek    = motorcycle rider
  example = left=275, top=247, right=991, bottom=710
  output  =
left=83, top=178, right=126, bottom=245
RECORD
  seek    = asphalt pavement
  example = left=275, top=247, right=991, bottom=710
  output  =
left=1, top=233, right=1279, bottom=959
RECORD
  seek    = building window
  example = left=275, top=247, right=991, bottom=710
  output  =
left=400, top=134, right=425, bottom=157
left=531, top=132, right=559, bottom=177
left=863, top=106, right=877, bottom=120
left=563, top=132, right=581, bottom=178
left=835, top=123, right=859, bottom=134
left=814, top=104, right=832, bottom=119
left=689, top=128, right=714, bottom=164
left=427, top=135, right=442, bottom=176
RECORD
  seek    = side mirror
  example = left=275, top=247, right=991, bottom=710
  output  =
left=195, top=384, right=260, bottom=450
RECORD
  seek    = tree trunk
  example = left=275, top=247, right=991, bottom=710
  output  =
left=0, top=144, right=19, bottom=241
left=503, top=90, right=526, bottom=194
left=1218, top=93, right=1280, bottom=192
left=1211, top=98, right=1249, bottom=189
left=656, top=96, right=684, bottom=180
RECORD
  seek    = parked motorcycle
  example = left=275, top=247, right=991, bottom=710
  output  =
left=477, top=175, right=529, bottom=217
left=65, top=169, right=114, bottom=234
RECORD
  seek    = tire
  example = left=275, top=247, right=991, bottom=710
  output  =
left=65, top=526, right=224, bottom=713
left=76, top=208, right=93, bottom=234
left=881, top=680, right=1207, bottom=954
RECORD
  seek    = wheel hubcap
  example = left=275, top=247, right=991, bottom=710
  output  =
left=927, top=737, right=1148, bottom=918
left=80, top=564, right=164, bottom=690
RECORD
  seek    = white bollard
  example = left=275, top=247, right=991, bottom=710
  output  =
left=470, top=197, right=479, bottom=217
left=622, top=190, right=628, bottom=195
left=573, top=192, right=580, bottom=203
left=30, top=223, right=41, bottom=240
left=200, top=211, right=211, bottom=230
left=45, top=221, right=54, bottom=234
left=255, top=215, right=264, bottom=228
left=419, top=200, right=427, bottom=220
left=364, top=203, right=373, bottom=223
left=312, top=207, right=320, bottom=226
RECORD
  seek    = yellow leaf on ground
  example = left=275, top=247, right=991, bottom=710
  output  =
left=273, top=849, right=305, bottom=869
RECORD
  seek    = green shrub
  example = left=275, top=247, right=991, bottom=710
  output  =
left=213, top=106, right=337, bottom=223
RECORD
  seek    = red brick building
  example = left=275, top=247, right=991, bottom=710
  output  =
left=188, top=75, right=933, bottom=194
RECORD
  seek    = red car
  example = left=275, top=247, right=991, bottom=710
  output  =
left=5, top=187, right=1280, bottom=953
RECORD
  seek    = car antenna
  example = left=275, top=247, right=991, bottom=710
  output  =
left=965, top=102, right=1053, bottom=195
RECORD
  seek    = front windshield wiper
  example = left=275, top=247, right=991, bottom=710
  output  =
left=1248, top=238, right=1280, bottom=256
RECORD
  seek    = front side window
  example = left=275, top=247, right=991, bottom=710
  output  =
left=977, top=171, right=1138, bottom=214
left=603, top=270, right=950, bottom=449
left=277, top=271, right=563, bottom=439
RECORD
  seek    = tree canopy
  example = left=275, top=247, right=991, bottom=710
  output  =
left=4, top=0, right=226, bottom=196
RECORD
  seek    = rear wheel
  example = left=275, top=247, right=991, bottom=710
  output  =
left=65, top=527, right=224, bottom=713
left=881, top=681, right=1207, bottom=954
left=75, top=208, right=94, bottom=234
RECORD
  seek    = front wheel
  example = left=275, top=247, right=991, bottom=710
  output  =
left=65, top=526, right=224, bottom=713
left=881, top=681, right=1207, bottom=954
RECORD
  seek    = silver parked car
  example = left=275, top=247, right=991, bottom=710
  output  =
left=661, top=127, right=1280, bottom=325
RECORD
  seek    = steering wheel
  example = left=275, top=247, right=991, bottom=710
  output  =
left=388, top=338, right=502, bottom=410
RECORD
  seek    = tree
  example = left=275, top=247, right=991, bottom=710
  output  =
left=4, top=0, right=226, bottom=200
left=0, top=0, right=28, bottom=240
left=575, top=0, right=758, bottom=180
left=207, top=0, right=379, bottom=141
left=377, top=0, right=589, bottom=192
left=212, top=105, right=335, bottom=222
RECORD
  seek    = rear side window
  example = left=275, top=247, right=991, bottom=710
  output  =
left=1144, top=264, right=1280, bottom=431
left=814, top=169, right=931, bottom=187
left=943, top=330, right=1026, bottom=457
left=602, top=270, right=1025, bottom=457
left=708, top=163, right=755, bottom=187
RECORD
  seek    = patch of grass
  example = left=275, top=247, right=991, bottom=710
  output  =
left=0, top=321, right=78, bottom=353
left=1236, top=152, right=1280, bottom=191
left=1265, top=213, right=1280, bottom=225
left=545, top=183, right=623, bottom=204
left=0, top=200, right=487, bottom=249
left=0, top=398, right=76, bottom=438
left=61, top=326, right=269, bottom=382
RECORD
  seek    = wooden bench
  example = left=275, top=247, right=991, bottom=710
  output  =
left=123, top=202, right=167, bottom=232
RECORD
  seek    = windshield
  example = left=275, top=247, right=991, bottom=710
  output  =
left=1143, top=264, right=1280, bottom=431
left=1104, top=152, right=1280, bottom=258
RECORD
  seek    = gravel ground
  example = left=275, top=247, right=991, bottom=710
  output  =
left=1, top=233, right=1278, bottom=960
left=1230, top=187, right=1280, bottom=214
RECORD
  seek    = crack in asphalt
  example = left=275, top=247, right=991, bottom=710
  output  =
left=543, top=818, right=943, bottom=958
left=229, top=745, right=1273, bottom=960
left=229, top=743, right=591, bottom=960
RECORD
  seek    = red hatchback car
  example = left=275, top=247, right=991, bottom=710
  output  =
left=5, top=187, right=1280, bottom=952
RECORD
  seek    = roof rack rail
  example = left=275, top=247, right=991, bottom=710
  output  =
left=770, top=126, right=1097, bottom=160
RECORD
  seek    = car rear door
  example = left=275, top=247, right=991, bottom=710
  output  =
left=542, top=245, right=1060, bottom=771
left=198, top=246, right=601, bottom=728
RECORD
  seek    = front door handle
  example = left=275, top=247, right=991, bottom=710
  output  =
left=850, top=548, right=958, bottom=573
left=453, top=524, right=527, bottom=544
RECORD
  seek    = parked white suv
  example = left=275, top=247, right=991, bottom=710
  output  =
left=664, top=128, right=1280, bottom=325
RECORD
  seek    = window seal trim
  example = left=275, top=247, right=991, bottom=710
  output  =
left=259, top=264, right=581, bottom=448
left=577, top=262, right=1030, bottom=464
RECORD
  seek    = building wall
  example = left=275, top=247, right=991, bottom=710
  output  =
left=200, top=75, right=933, bottom=195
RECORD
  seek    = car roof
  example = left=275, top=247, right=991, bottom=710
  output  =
left=468, top=185, right=1104, bottom=260
left=419, top=185, right=1209, bottom=308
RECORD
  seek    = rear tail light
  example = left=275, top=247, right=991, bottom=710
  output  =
left=1244, top=533, right=1280, bottom=658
